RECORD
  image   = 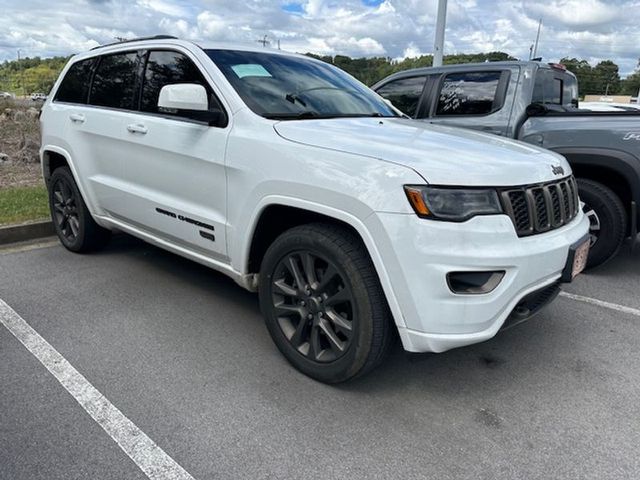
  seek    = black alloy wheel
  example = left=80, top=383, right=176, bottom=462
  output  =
left=259, top=223, right=394, bottom=383
left=51, top=176, right=81, bottom=244
left=270, top=251, right=355, bottom=363
left=48, top=166, right=111, bottom=252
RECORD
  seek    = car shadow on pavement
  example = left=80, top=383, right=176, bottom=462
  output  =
left=581, top=239, right=640, bottom=277
left=93, top=233, right=621, bottom=398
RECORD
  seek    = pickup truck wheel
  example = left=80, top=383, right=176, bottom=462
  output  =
left=578, top=178, right=626, bottom=268
left=259, top=223, right=393, bottom=383
left=48, top=167, right=111, bottom=253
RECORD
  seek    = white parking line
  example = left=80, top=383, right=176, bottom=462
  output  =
left=560, top=291, right=640, bottom=317
left=0, top=299, right=196, bottom=480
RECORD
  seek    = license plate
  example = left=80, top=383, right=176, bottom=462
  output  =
left=571, top=240, right=590, bottom=279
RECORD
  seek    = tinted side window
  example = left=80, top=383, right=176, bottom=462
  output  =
left=436, top=71, right=502, bottom=116
left=532, top=69, right=563, bottom=105
left=141, top=51, right=217, bottom=114
left=54, top=59, right=95, bottom=104
left=376, top=76, right=426, bottom=117
left=89, top=52, right=139, bottom=109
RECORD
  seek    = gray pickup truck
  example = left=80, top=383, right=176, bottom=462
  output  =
left=372, top=61, right=640, bottom=268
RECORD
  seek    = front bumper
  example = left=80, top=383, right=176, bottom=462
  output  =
left=368, top=210, right=590, bottom=353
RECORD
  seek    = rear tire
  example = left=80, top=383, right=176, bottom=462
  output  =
left=578, top=178, right=626, bottom=268
left=258, top=223, right=394, bottom=383
left=48, top=166, right=111, bottom=252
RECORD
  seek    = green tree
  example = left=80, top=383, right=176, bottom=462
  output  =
left=560, top=57, right=594, bottom=94
left=0, top=55, right=70, bottom=95
left=592, top=60, right=620, bottom=95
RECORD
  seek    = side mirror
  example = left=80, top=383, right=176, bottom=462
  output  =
left=158, top=83, right=208, bottom=111
left=525, top=102, right=548, bottom=117
left=380, top=96, right=409, bottom=118
left=157, top=83, right=226, bottom=126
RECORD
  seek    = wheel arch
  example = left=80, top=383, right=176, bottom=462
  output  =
left=241, top=198, right=407, bottom=330
left=41, top=145, right=102, bottom=222
left=554, top=147, right=640, bottom=227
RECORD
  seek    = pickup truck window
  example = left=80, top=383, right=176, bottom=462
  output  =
left=205, top=49, right=397, bottom=120
left=54, top=58, right=95, bottom=104
left=375, top=76, right=426, bottom=116
left=89, top=52, right=139, bottom=110
left=532, top=68, right=578, bottom=106
left=435, top=71, right=502, bottom=116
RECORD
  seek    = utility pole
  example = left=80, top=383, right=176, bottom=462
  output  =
left=256, top=35, right=270, bottom=47
left=17, top=49, right=26, bottom=98
left=433, top=0, right=447, bottom=67
left=532, top=18, right=542, bottom=59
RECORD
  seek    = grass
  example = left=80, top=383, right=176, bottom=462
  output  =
left=0, top=185, right=50, bottom=225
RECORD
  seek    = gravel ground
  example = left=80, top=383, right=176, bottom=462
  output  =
left=0, top=162, right=43, bottom=189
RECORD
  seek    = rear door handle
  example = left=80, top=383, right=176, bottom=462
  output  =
left=69, top=113, right=85, bottom=123
left=127, top=123, right=148, bottom=135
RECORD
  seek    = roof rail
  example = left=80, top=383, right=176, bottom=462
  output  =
left=90, top=35, right=178, bottom=51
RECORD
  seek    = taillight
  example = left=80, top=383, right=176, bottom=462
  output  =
left=549, top=62, right=567, bottom=71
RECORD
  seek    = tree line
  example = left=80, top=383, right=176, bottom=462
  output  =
left=0, top=56, right=69, bottom=95
left=1, top=51, right=639, bottom=97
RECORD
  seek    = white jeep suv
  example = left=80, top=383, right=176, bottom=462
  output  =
left=40, top=36, right=590, bottom=382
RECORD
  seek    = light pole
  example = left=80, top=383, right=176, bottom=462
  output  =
left=433, top=0, right=447, bottom=67
left=532, top=19, right=542, bottom=59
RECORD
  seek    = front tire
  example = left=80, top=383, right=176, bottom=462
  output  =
left=578, top=178, right=626, bottom=268
left=48, top=166, right=111, bottom=252
left=258, top=223, right=393, bottom=383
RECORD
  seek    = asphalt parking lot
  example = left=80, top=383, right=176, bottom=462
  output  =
left=2, top=235, right=640, bottom=480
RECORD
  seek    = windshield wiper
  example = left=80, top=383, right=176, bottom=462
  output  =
left=285, top=93, right=307, bottom=107
left=265, top=112, right=395, bottom=120
left=265, top=111, right=319, bottom=120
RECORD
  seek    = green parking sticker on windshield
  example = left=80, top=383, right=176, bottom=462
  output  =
left=231, top=64, right=272, bottom=78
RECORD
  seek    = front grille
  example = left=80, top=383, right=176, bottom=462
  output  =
left=501, top=176, right=579, bottom=236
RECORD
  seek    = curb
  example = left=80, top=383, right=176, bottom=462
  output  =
left=0, top=220, right=55, bottom=245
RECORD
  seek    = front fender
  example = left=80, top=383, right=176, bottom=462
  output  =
left=236, top=196, right=409, bottom=330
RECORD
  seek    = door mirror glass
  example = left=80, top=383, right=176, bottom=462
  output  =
left=158, top=83, right=208, bottom=112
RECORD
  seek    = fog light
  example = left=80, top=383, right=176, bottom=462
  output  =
left=447, top=271, right=505, bottom=294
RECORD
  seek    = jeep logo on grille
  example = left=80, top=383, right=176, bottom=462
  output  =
left=551, top=165, right=564, bottom=176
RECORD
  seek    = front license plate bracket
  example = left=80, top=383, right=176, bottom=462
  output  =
left=561, top=234, right=591, bottom=283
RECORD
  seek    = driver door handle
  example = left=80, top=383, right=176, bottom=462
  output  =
left=69, top=113, right=85, bottom=123
left=127, top=123, right=148, bottom=135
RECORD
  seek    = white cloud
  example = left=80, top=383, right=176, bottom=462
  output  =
left=1, top=0, right=639, bottom=77
left=137, top=0, right=190, bottom=18
left=525, top=0, right=620, bottom=28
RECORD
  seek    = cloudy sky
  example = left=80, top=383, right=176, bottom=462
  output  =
left=2, top=0, right=639, bottom=75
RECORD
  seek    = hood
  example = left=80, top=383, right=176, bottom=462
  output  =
left=273, top=117, right=570, bottom=186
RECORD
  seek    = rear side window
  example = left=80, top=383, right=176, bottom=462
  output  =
left=141, top=50, right=217, bottom=114
left=532, top=69, right=578, bottom=106
left=435, top=71, right=502, bottom=116
left=54, top=59, right=95, bottom=104
left=89, top=52, right=139, bottom=110
left=376, top=76, right=426, bottom=117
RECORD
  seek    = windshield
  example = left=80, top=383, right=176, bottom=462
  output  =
left=205, top=49, right=398, bottom=120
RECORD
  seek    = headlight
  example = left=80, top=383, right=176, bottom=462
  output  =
left=404, top=185, right=503, bottom=221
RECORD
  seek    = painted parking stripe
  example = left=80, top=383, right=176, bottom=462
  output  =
left=0, top=299, right=196, bottom=480
left=560, top=291, right=640, bottom=317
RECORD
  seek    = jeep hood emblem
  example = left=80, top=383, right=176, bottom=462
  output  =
left=551, top=165, right=564, bottom=176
